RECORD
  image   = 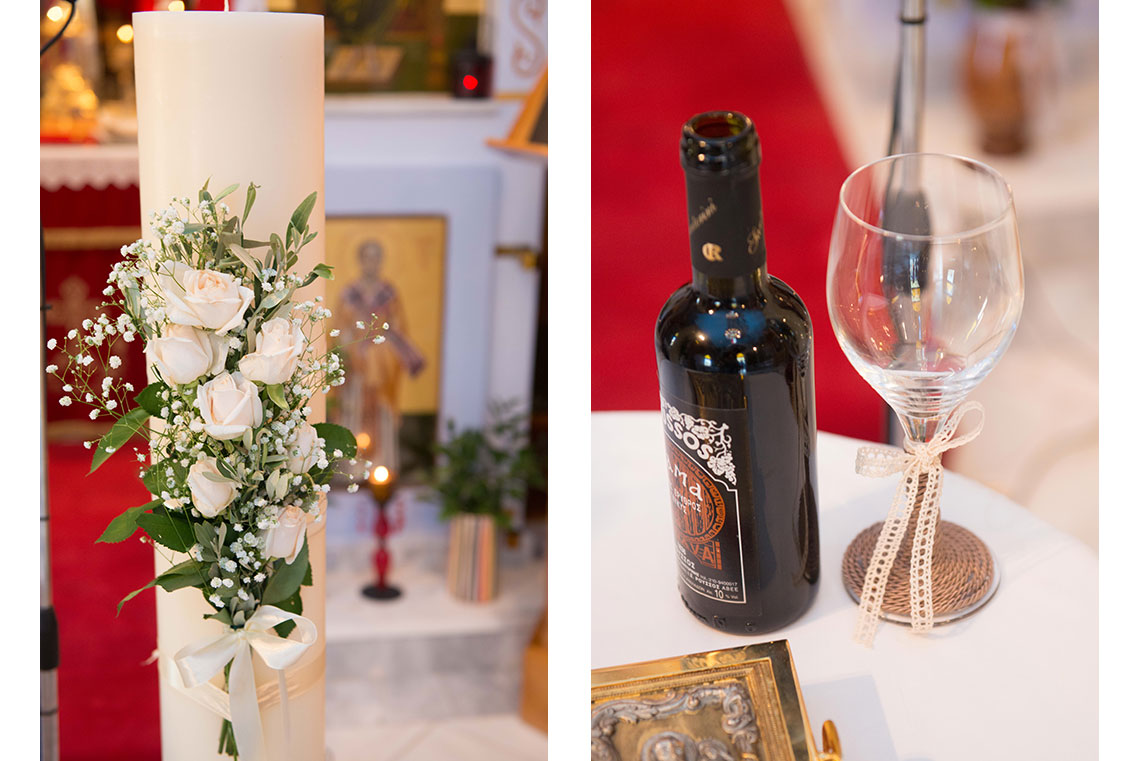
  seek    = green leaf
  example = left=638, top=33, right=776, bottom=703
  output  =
left=90, top=407, right=150, bottom=474
left=154, top=559, right=203, bottom=592
left=215, top=457, right=240, bottom=483
left=97, top=500, right=160, bottom=544
left=215, top=183, right=239, bottom=203
left=142, top=459, right=187, bottom=496
left=302, top=562, right=313, bottom=587
left=117, top=581, right=156, bottom=614
left=265, top=383, right=288, bottom=410
left=300, top=263, right=334, bottom=288
left=193, top=527, right=219, bottom=562
left=205, top=608, right=234, bottom=626
left=117, top=560, right=201, bottom=614
left=228, top=244, right=262, bottom=276
left=289, top=191, right=318, bottom=235
left=243, top=183, right=258, bottom=224
left=272, top=587, right=303, bottom=637
left=137, top=508, right=195, bottom=553
left=261, top=541, right=309, bottom=605
left=314, top=422, right=357, bottom=460
left=193, top=521, right=217, bottom=549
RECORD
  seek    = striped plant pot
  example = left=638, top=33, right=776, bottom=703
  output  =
left=446, top=514, right=500, bottom=602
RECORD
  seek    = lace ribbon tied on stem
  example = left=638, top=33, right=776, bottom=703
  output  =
left=852, top=402, right=985, bottom=646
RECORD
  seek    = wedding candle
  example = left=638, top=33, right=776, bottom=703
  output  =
left=133, top=11, right=326, bottom=760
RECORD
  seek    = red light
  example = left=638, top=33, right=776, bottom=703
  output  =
left=462, top=74, right=478, bottom=91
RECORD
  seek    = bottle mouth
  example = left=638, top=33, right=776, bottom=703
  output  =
left=681, top=111, right=760, bottom=172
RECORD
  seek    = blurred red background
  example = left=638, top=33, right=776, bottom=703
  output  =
left=590, top=0, right=884, bottom=441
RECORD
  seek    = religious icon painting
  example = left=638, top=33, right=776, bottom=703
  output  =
left=323, top=216, right=447, bottom=484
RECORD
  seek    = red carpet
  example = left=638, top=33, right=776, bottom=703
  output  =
left=591, top=0, right=884, bottom=440
left=48, top=443, right=160, bottom=760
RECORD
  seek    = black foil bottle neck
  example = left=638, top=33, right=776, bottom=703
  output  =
left=681, top=111, right=768, bottom=300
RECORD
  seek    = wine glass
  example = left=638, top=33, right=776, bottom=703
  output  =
left=826, top=153, right=1024, bottom=630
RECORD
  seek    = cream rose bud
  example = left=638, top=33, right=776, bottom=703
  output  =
left=287, top=423, right=321, bottom=474
left=145, top=323, right=228, bottom=385
left=187, top=458, right=237, bottom=518
left=238, top=318, right=305, bottom=385
left=264, top=505, right=307, bottom=564
left=197, top=372, right=263, bottom=441
left=163, top=265, right=254, bottom=334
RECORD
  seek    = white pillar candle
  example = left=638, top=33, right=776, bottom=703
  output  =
left=133, top=11, right=326, bottom=761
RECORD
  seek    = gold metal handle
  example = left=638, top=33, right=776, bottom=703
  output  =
left=495, top=245, right=540, bottom=270
left=818, top=720, right=842, bottom=761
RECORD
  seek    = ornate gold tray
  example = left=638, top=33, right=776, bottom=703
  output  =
left=591, top=640, right=841, bottom=761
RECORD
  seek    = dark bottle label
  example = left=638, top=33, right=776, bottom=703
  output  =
left=685, top=168, right=765, bottom=279
left=661, top=393, right=750, bottom=605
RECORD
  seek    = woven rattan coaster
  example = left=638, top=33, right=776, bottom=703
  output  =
left=842, top=518, right=997, bottom=620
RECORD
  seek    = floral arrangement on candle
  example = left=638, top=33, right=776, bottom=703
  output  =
left=46, top=181, right=380, bottom=759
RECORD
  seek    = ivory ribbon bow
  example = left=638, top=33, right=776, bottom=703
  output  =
left=852, top=402, right=985, bottom=646
left=174, top=605, right=317, bottom=761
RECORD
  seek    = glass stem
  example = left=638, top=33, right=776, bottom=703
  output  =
left=899, top=413, right=944, bottom=444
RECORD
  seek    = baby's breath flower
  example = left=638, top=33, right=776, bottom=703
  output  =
left=58, top=398, right=72, bottom=407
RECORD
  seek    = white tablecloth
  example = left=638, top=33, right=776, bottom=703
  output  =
left=591, top=412, right=1097, bottom=760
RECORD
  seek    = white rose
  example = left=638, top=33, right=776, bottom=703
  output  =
left=287, top=423, right=321, bottom=474
left=238, top=318, right=305, bottom=385
left=145, top=323, right=228, bottom=385
left=162, top=265, right=254, bottom=334
left=187, top=458, right=238, bottom=518
left=263, top=505, right=307, bottom=564
left=196, top=372, right=263, bottom=441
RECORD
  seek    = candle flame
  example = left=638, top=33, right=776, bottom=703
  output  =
left=356, top=431, right=372, bottom=450
left=370, top=466, right=391, bottom=485
left=168, top=0, right=185, bottom=11
left=46, top=5, right=64, bottom=22
left=116, top=24, right=134, bottom=44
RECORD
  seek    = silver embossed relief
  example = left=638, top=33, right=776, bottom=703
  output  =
left=640, top=732, right=736, bottom=761
left=591, top=682, right=759, bottom=761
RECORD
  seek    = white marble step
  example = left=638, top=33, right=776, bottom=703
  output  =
left=327, top=714, right=546, bottom=761
left=323, top=490, right=547, bottom=724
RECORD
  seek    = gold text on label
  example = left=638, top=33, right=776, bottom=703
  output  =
left=689, top=197, right=718, bottom=233
left=702, top=242, right=723, bottom=262
left=747, top=223, right=762, bottom=255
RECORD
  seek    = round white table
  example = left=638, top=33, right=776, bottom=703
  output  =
left=592, top=412, right=1097, bottom=760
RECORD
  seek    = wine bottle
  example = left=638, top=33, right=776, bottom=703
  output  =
left=655, top=111, right=820, bottom=635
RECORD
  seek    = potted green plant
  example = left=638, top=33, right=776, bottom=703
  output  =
left=430, top=402, right=544, bottom=602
